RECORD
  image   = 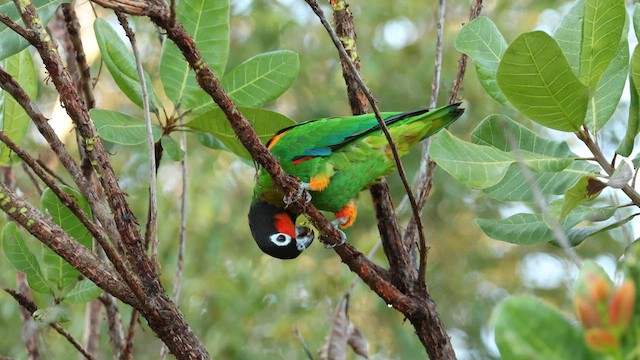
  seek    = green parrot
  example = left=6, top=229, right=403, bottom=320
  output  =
left=248, top=103, right=464, bottom=259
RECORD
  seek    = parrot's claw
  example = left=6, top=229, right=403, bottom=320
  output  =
left=284, top=182, right=312, bottom=206
left=320, top=218, right=348, bottom=248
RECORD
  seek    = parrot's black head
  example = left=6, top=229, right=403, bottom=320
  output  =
left=248, top=200, right=314, bottom=259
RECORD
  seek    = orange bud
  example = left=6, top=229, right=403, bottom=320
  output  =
left=588, top=276, right=611, bottom=303
left=584, top=328, right=619, bottom=353
left=608, top=280, right=636, bottom=330
left=575, top=296, right=601, bottom=328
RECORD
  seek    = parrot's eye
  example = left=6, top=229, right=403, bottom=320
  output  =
left=269, top=233, right=292, bottom=247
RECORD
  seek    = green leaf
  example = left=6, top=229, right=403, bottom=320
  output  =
left=64, top=280, right=102, bottom=304
left=477, top=206, right=616, bottom=245
left=430, top=129, right=573, bottom=190
left=585, top=25, right=629, bottom=132
left=493, top=297, right=591, bottom=359
left=617, top=46, right=640, bottom=157
left=2, top=222, right=50, bottom=295
left=430, top=130, right=515, bottom=189
left=41, top=186, right=93, bottom=291
left=196, top=132, right=227, bottom=150
left=634, top=3, right=640, bottom=40
left=90, top=109, right=161, bottom=145
left=454, top=16, right=509, bottom=105
left=0, top=49, right=37, bottom=165
left=94, top=19, right=157, bottom=112
left=497, top=31, right=589, bottom=132
left=471, top=115, right=598, bottom=201
left=579, top=0, right=626, bottom=89
left=0, top=0, right=66, bottom=61
left=554, top=0, right=584, bottom=74
left=161, top=135, right=184, bottom=161
left=188, top=50, right=300, bottom=115
left=559, top=176, right=606, bottom=218
left=160, top=0, right=229, bottom=108
left=185, top=107, right=296, bottom=160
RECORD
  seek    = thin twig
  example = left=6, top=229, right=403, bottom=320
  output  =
left=116, top=12, right=159, bottom=268
left=15, top=272, right=41, bottom=359
left=122, top=309, right=139, bottom=360
left=0, top=12, right=30, bottom=40
left=449, top=0, right=483, bottom=104
left=579, top=127, right=640, bottom=207
left=503, top=122, right=581, bottom=265
left=160, top=122, right=188, bottom=360
left=21, top=162, right=43, bottom=195
left=61, top=3, right=96, bottom=110
left=294, top=325, right=314, bottom=360
left=5, top=288, right=96, bottom=360
left=404, top=0, right=483, bottom=277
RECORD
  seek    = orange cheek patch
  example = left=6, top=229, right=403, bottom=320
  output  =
left=309, top=174, right=331, bottom=191
left=335, top=202, right=357, bottom=229
left=274, top=213, right=296, bottom=237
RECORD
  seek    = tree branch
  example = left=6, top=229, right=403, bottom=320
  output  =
left=5, top=288, right=96, bottom=360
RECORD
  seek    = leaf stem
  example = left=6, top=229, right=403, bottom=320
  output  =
left=578, top=127, right=640, bottom=207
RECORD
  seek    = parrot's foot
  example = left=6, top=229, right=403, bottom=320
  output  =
left=320, top=218, right=348, bottom=248
left=284, top=182, right=312, bottom=206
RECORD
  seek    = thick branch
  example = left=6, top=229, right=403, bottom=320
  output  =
left=0, top=183, right=136, bottom=305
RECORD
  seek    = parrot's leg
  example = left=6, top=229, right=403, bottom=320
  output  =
left=320, top=218, right=347, bottom=248
left=283, top=182, right=312, bottom=205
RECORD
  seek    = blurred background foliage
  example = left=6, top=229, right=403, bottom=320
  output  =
left=0, top=0, right=631, bottom=358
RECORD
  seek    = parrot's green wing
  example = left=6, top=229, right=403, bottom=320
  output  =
left=267, top=104, right=461, bottom=162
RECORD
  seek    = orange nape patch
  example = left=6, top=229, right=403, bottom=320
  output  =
left=274, top=213, right=296, bottom=237
left=267, top=130, right=288, bottom=150
left=335, top=202, right=358, bottom=229
left=309, top=174, right=331, bottom=191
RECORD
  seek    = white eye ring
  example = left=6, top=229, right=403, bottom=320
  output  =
left=270, top=233, right=292, bottom=247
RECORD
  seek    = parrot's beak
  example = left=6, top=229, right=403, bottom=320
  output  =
left=295, top=226, right=314, bottom=251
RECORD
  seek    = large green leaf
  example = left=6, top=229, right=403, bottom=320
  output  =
left=554, top=0, right=584, bottom=74
left=185, top=107, right=295, bottom=160
left=477, top=206, right=616, bottom=245
left=64, top=280, right=102, bottom=304
left=189, top=50, right=300, bottom=115
left=634, top=3, right=640, bottom=40
left=0, top=49, right=37, bottom=165
left=94, top=19, right=157, bottom=112
left=617, top=46, right=640, bottom=157
left=0, top=0, right=66, bottom=61
left=2, top=222, right=51, bottom=295
left=90, top=109, right=161, bottom=145
left=585, top=25, right=629, bottom=132
left=41, top=186, right=93, bottom=292
left=579, top=0, right=626, bottom=89
left=472, top=115, right=599, bottom=201
left=160, top=0, right=229, bottom=107
left=493, top=297, right=592, bottom=359
left=497, top=31, right=589, bottom=132
left=430, top=129, right=573, bottom=190
left=454, top=16, right=509, bottom=106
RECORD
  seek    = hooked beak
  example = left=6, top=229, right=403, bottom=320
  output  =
left=295, top=226, right=314, bottom=252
